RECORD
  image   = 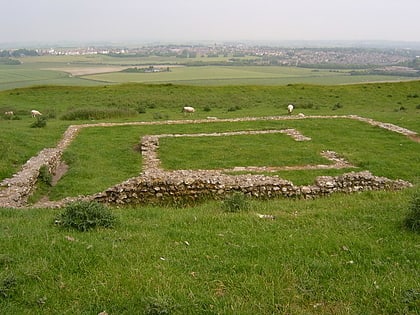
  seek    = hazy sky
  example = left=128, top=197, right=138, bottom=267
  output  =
left=2, top=0, right=419, bottom=44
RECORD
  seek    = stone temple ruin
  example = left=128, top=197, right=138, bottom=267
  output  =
left=0, top=115, right=416, bottom=208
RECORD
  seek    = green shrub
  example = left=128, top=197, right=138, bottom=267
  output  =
left=55, top=201, right=117, bottom=231
left=153, top=112, right=169, bottom=120
left=221, top=192, right=250, bottom=212
left=227, top=105, right=241, bottom=112
left=2, top=113, right=14, bottom=120
left=45, top=109, right=57, bottom=119
left=30, top=116, right=47, bottom=128
left=137, top=106, right=147, bottom=114
left=38, top=165, right=52, bottom=186
left=404, top=190, right=420, bottom=232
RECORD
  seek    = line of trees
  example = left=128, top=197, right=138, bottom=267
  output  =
left=0, top=49, right=39, bottom=58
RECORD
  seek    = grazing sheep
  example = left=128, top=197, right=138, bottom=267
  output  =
left=182, top=106, right=195, bottom=115
left=31, top=110, right=42, bottom=118
left=4, top=111, right=14, bottom=116
left=287, top=104, right=294, bottom=115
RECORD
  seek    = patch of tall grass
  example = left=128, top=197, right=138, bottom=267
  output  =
left=60, top=107, right=138, bottom=120
left=55, top=201, right=118, bottom=231
left=404, top=189, right=420, bottom=232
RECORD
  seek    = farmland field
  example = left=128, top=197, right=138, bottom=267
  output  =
left=1, top=54, right=419, bottom=90
left=0, top=80, right=419, bottom=314
left=82, top=65, right=418, bottom=86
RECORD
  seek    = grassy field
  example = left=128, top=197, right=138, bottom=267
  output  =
left=0, top=81, right=419, bottom=314
left=81, top=65, right=415, bottom=86
left=1, top=192, right=419, bottom=314
left=1, top=54, right=419, bottom=90
left=0, top=64, right=105, bottom=91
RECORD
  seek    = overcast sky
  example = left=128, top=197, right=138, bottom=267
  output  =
left=2, top=0, right=419, bottom=45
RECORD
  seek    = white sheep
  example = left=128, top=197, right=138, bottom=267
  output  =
left=182, top=106, right=195, bottom=115
left=4, top=111, right=14, bottom=116
left=287, top=104, right=294, bottom=115
left=31, top=109, right=42, bottom=118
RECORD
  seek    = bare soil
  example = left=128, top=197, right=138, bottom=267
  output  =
left=52, top=162, right=69, bottom=186
left=45, top=66, right=128, bottom=76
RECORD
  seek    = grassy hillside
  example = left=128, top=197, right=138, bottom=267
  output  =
left=1, top=81, right=419, bottom=182
left=0, top=192, right=419, bottom=314
left=0, top=81, right=419, bottom=314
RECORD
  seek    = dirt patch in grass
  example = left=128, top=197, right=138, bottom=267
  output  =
left=408, top=134, right=420, bottom=143
left=45, top=67, right=128, bottom=76
left=52, top=161, right=69, bottom=186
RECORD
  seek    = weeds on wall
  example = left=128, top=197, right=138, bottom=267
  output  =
left=38, top=165, right=52, bottom=186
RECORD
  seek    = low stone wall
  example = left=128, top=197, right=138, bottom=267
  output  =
left=0, top=115, right=417, bottom=208
left=0, top=148, right=63, bottom=208
left=93, top=170, right=412, bottom=206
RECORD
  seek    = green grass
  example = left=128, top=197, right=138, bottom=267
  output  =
left=43, top=117, right=418, bottom=199
left=0, top=65, right=103, bottom=91
left=2, top=55, right=420, bottom=91
left=159, top=132, right=328, bottom=170
left=0, top=119, right=67, bottom=179
left=0, top=82, right=419, bottom=194
left=49, top=126, right=142, bottom=200
left=1, top=191, right=419, bottom=314
left=0, top=81, right=419, bottom=314
left=83, top=65, right=417, bottom=86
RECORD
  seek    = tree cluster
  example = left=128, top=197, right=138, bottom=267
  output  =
left=0, top=49, right=39, bottom=57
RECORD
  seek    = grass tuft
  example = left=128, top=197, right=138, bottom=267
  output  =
left=404, top=190, right=420, bottom=232
left=30, top=116, right=47, bottom=128
left=221, top=192, right=251, bottom=212
left=144, top=295, right=178, bottom=315
left=38, top=165, right=52, bottom=186
left=0, top=274, right=17, bottom=298
left=55, top=201, right=117, bottom=231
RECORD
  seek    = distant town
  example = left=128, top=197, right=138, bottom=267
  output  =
left=1, top=42, right=420, bottom=75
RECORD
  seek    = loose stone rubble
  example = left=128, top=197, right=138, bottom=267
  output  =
left=0, top=115, right=416, bottom=208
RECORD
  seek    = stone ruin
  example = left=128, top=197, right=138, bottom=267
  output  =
left=93, top=169, right=411, bottom=206
left=0, top=115, right=416, bottom=208
left=92, top=129, right=412, bottom=206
